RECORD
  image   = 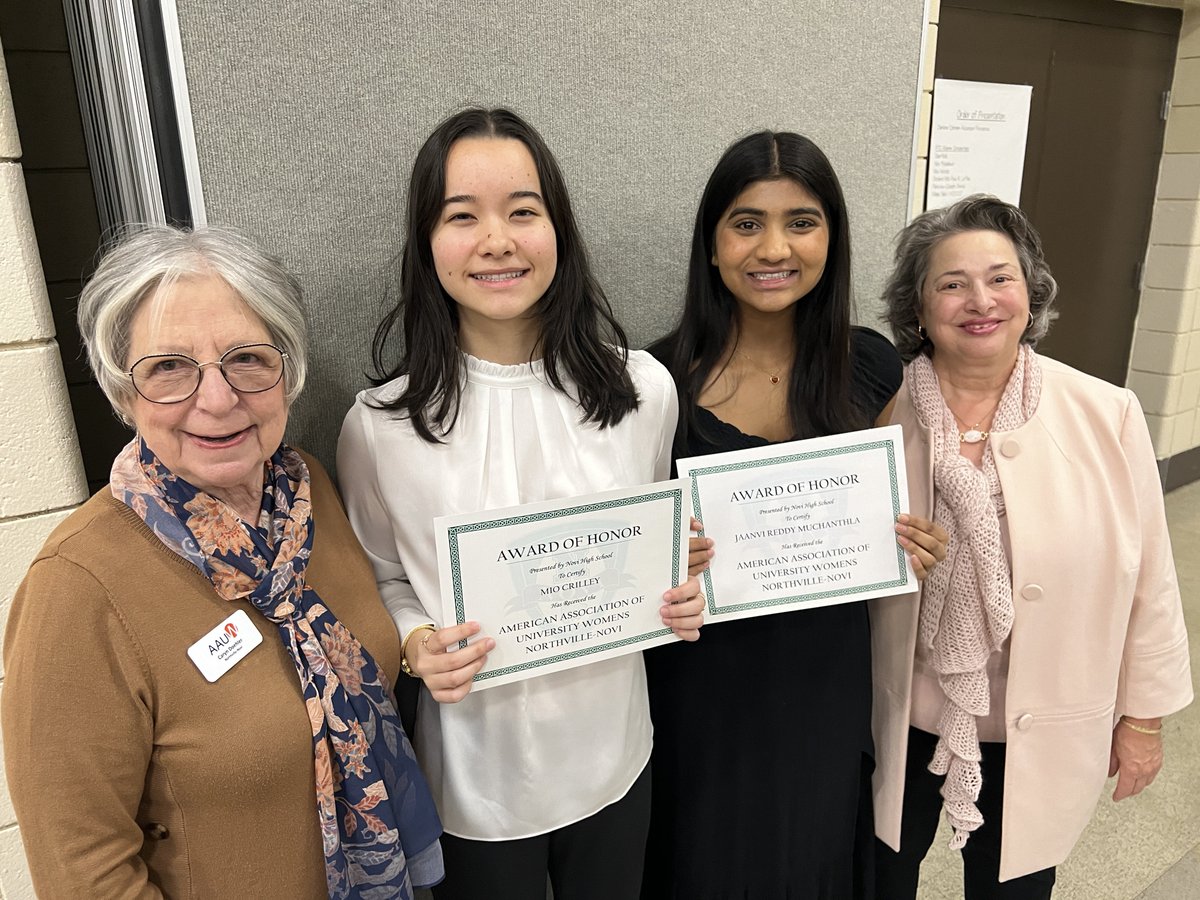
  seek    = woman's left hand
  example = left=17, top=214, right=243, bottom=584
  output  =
left=895, top=514, right=948, bottom=581
left=661, top=576, right=705, bottom=641
left=1109, top=717, right=1165, bottom=801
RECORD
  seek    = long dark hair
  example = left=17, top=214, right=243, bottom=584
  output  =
left=652, top=131, right=863, bottom=451
left=371, top=107, right=638, bottom=442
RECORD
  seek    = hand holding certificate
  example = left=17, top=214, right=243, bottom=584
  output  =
left=434, top=480, right=693, bottom=691
left=427, top=426, right=922, bottom=691
left=679, top=424, right=917, bottom=621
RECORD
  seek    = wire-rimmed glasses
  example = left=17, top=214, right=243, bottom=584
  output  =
left=127, top=343, right=288, bottom=404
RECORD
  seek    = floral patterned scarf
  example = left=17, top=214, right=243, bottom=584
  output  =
left=111, top=437, right=442, bottom=899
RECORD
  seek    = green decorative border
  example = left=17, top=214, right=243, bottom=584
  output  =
left=444, top=489, right=684, bottom=680
left=690, top=439, right=908, bottom=614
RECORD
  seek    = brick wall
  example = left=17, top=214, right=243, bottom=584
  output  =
left=0, top=34, right=88, bottom=900
left=1128, top=7, right=1200, bottom=459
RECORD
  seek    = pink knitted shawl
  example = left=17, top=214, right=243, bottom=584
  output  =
left=907, top=345, right=1042, bottom=848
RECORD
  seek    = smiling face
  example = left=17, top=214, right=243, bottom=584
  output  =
left=921, top=229, right=1030, bottom=372
left=711, top=177, right=829, bottom=319
left=431, top=136, right=557, bottom=358
left=125, top=274, right=288, bottom=515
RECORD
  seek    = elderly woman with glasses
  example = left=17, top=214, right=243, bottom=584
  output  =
left=870, top=195, right=1192, bottom=898
left=2, top=226, right=442, bottom=899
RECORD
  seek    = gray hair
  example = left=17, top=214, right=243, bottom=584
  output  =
left=77, top=224, right=308, bottom=422
left=883, top=194, right=1058, bottom=362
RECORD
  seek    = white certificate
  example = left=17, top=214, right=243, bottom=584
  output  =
left=436, top=480, right=690, bottom=690
left=678, top=425, right=915, bottom=622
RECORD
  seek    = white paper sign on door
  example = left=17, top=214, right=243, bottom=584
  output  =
left=927, top=78, right=1033, bottom=209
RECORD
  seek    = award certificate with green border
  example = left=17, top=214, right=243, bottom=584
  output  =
left=436, top=479, right=690, bottom=691
left=678, top=424, right=916, bottom=622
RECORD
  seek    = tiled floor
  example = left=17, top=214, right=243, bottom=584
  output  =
left=918, top=480, right=1200, bottom=899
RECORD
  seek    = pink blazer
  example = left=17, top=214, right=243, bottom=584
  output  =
left=870, top=354, right=1193, bottom=881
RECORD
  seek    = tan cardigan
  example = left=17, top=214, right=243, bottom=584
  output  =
left=2, top=454, right=402, bottom=899
left=871, top=356, right=1193, bottom=881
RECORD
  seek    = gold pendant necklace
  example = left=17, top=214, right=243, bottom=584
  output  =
left=949, top=400, right=1001, bottom=444
left=957, top=422, right=989, bottom=444
left=735, top=349, right=787, bottom=385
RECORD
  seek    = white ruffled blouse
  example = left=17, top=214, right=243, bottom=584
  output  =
left=338, top=350, right=678, bottom=839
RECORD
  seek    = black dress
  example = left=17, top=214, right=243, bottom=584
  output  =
left=641, top=328, right=902, bottom=900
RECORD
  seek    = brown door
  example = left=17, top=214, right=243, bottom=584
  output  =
left=936, top=0, right=1180, bottom=385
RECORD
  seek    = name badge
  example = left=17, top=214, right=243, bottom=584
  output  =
left=187, top=609, right=264, bottom=682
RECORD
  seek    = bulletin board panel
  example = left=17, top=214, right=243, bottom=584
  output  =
left=174, top=0, right=926, bottom=470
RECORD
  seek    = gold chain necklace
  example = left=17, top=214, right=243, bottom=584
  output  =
left=735, top=349, right=788, bottom=386
left=948, top=399, right=1002, bottom=444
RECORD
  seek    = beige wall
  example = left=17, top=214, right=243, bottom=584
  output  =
left=0, top=35, right=88, bottom=900
left=1130, top=6, right=1200, bottom=458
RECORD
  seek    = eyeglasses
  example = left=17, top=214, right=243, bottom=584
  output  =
left=127, top=343, right=288, bottom=404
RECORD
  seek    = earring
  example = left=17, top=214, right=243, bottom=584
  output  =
left=1025, top=313, right=1034, bottom=332
left=917, top=325, right=928, bottom=340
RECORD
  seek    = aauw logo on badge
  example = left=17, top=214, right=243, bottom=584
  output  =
left=187, top=609, right=264, bottom=682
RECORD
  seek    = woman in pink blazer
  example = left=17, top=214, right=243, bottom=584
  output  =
left=870, top=195, right=1192, bottom=899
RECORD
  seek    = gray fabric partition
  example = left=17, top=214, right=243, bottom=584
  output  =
left=175, top=0, right=925, bottom=471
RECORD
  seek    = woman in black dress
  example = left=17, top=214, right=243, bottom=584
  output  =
left=642, top=131, right=945, bottom=899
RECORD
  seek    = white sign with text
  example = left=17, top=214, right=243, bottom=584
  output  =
left=928, top=78, right=1033, bottom=208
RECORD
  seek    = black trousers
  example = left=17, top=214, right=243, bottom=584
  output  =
left=874, top=728, right=1056, bottom=900
left=433, top=765, right=651, bottom=900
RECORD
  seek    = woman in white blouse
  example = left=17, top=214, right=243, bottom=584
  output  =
left=338, top=108, right=704, bottom=900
